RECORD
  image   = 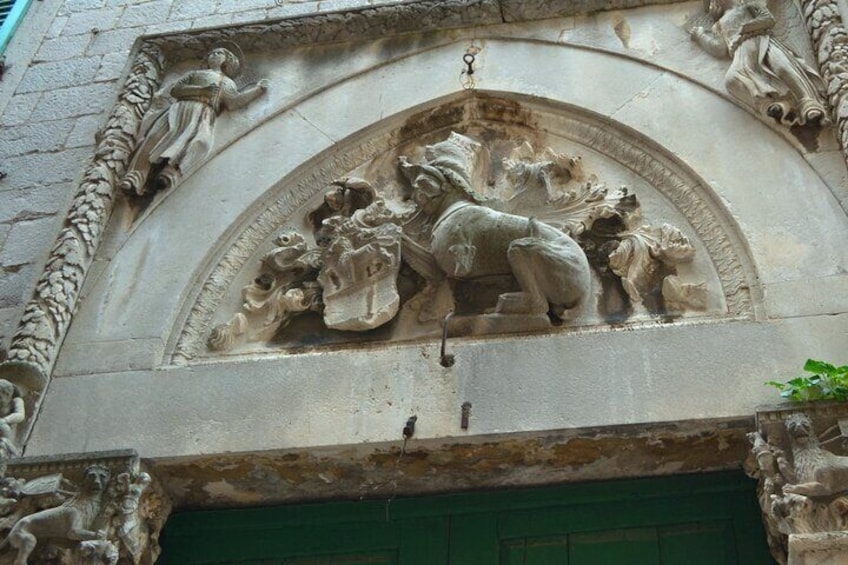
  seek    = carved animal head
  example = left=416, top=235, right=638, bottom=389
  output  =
left=82, top=464, right=111, bottom=494
left=785, top=413, right=817, bottom=446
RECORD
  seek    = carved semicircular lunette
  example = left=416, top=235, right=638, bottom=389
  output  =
left=168, top=90, right=759, bottom=363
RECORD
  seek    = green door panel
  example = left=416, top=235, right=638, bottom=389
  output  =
left=161, top=472, right=775, bottom=565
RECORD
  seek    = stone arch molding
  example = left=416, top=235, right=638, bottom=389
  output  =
left=169, top=89, right=758, bottom=363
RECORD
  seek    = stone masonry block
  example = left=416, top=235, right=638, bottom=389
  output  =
left=67, top=113, right=105, bottom=148
left=0, top=183, right=74, bottom=224
left=35, top=34, right=92, bottom=62
left=0, top=306, right=21, bottom=357
left=217, top=0, right=272, bottom=14
left=0, top=119, right=76, bottom=159
left=267, top=2, right=321, bottom=19
left=58, top=0, right=108, bottom=16
left=0, top=216, right=61, bottom=268
left=17, top=56, right=101, bottom=94
left=0, top=147, right=92, bottom=191
left=231, top=10, right=268, bottom=25
left=85, top=27, right=139, bottom=56
left=29, top=82, right=115, bottom=121
left=62, top=7, right=123, bottom=36
left=46, top=16, right=69, bottom=39
left=169, top=1, right=219, bottom=22
left=0, top=93, right=42, bottom=127
left=95, top=52, right=129, bottom=82
left=191, top=14, right=234, bottom=29
left=119, top=0, right=170, bottom=28
left=0, top=263, right=36, bottom=309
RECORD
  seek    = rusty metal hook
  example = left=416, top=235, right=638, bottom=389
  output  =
left=463, top=53, right=475, bottom=76
left=440, top=311, right=455, bottom=367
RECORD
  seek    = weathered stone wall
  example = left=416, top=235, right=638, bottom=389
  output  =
left=0, top=0, right=402, bottom=357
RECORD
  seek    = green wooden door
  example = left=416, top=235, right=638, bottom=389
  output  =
left=160, top=472, right=774, bottom=564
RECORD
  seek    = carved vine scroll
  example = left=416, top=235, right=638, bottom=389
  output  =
left=0, top=45, right=167, bottom=453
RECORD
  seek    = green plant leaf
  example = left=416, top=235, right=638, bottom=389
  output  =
left=804, top=359, right=836, bottom=375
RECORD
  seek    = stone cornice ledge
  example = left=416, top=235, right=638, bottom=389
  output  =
left=148, top=0, right=691, bottom=58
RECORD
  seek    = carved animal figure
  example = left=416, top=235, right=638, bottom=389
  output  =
left=783, top=413, right=848, bottom=498
left=400, top=133, right=591, bottom=319
left=1, top=465, right=110, bottom=565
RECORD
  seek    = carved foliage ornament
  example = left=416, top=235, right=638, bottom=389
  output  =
left=210, top=132, right=706, bottom=352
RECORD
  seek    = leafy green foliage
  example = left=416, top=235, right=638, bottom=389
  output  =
left=766, top=359, right=848, bottom=402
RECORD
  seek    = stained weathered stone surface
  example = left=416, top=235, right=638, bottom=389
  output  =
left=148, top=417, right=754, bottom=508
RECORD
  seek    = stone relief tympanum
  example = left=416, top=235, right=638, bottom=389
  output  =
left=690, top=0, right=828, bottom=126
left=210, top=132, right=707, bottom=352
left=120, top=42, right=268, bottom=196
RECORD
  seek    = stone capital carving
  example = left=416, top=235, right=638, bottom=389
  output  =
left=0, top=451, right=171, bottom=565
left=748, top=405, right=848, bottom=564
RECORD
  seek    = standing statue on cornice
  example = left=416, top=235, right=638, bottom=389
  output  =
left=120, top=42, right=268, bottom=196
left=690, top=0, right=828, bottom=127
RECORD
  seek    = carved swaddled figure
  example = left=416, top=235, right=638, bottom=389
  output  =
left=400, top=133, right=592, bottom=319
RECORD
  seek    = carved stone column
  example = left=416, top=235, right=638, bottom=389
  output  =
left=0, top=450, right=171, bottom=565
left=801, top=0, right=848, bottom=173
left=747, top=404, right=848, bottom=565
left=0, top=45, right=166, bottom=450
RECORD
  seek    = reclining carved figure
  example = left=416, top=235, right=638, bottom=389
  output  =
left=399, top=132, right=592, bottom=320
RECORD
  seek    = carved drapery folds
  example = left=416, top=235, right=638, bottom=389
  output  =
left=120, top=42, right=268, bottom=197
left=748, top=406, right=848, bottom=564
left=209, top=131, right=707, bottom=353
left=0, top=452, right=170, bottom=565
left=690, top=0, right=828, bottom=127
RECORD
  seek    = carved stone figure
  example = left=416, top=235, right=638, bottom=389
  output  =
left=1, top=464, right=110, bottom=565
left=120, top=42, right=268, bottom=196
left=690, top=0, right=828, bottom=126
left=0, top=380, right=24, bottom=471
left=747, top=412, right=848, bottom=564
left=783, top=413, right=848, bottom=498
left=113, top=472, right=151, bottom=564
left=399, top=133, right=591, bottom=321
left=209, top=132, right=706, bottom=352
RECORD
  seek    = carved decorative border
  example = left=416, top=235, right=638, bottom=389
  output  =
left=170, top=91, right=758, bottom=363
left=801, top=0, right=848, bottom=184
left=0, top=45, right=166, bottom=441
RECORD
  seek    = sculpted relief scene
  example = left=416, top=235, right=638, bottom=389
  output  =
left=0, top=454, right=170, bottom=565
left=198, top=122, right=729, bottom=357
left=748, top=409, right=848, bottom=564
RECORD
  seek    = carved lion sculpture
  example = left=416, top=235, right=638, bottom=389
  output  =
left=399, top=132, right=591, bottom=320
left=0, top=464, right=110, bottom=565
left=783, top=413, right=848, bottom=498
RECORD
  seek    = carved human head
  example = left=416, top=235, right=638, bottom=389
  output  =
left=208, top=45, right=241, bottom=77
left=0, top=380, right=17, bottom=405
left=83, top=464, right=111, bottom=493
